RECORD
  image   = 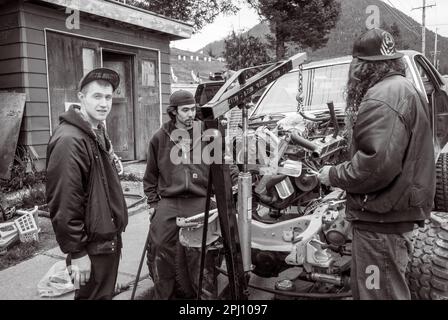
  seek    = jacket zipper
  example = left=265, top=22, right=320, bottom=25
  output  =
left=361, top=194, right=368, bottom=212
left=92, top=140, right=115, bottom=224
left=185, top=168, right=189, bottom=192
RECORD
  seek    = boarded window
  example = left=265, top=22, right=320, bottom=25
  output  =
left=142, top=60, right=155, bottom=87
left=82, top=48, right=96, bottom=75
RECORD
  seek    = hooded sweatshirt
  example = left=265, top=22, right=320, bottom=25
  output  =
left=143, top=120, right=210, bottom=205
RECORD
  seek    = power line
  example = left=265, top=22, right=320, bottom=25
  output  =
left=385, top=0, right=417, bottom=30
left=381, top=2, right=420, bottom=37
left=382, top=1, right=416, bottom=31
left=386, top=0, right=413, bottom=28
left=385, top=1, right=418, bottom=32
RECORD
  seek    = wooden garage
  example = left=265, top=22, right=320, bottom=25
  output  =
left=0, top=0, right=193, bottom=170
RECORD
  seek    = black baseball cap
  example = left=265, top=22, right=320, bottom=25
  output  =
left=78, top=67, right=120, bottom=91
left=353, top=28, right=404, bottom=61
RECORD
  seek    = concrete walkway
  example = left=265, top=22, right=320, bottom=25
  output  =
left=0, top=203, right=153, bottom=300
left=0, top=161, right=153, bottom=300
left=0, top=161, right=279, bottom=300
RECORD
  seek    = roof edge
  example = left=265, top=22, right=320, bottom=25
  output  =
left=36, top=0, right=194, bottom=39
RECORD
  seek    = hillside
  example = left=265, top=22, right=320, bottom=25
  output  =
left=170, top=47, right=226, bottom=84
left=200, top=0, right=448, bottom=73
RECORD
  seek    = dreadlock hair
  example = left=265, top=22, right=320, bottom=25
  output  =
left=343, top=58, right=407, bottom=147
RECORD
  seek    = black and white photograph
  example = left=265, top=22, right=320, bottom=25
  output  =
left=0, top=0, right=448, bottom=309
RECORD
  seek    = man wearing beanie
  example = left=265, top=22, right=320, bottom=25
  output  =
left=143, top=90, right=219, bottom=299
left=318, top=29, right=435, bottom=299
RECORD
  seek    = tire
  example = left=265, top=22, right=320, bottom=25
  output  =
left=407, top=220, right=440, bottom=299
left=407, top=214, right=448, bottom=300
left=430, top=223, right=448, bottom=300
left=434, top=153, right=448, bottom=211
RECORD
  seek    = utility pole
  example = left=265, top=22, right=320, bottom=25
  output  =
left=412, top=0, right=436, bottom=57
left=434, top=27, right=439, bottom=68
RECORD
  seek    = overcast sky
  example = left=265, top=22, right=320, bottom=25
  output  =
left=171, top=0, right=448, bottom=52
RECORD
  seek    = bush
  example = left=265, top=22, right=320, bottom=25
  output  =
left=0, top=146, right=46, bottom=193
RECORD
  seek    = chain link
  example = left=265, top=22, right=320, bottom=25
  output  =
left=296, top=63, right=304, bottom=113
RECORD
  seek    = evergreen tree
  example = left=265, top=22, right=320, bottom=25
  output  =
left=247, top=0, right=341, bottom=59
left=224, top=31, right=271, bottom=70
left=126, top=0, right=239, bottom=31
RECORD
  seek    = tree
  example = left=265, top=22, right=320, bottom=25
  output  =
left=206, top=47, right=216, bottom=58
left=224, top=31, right=271, bottom=70
left=247, top=0, right=341, bottom=59
left=125, top=0, right=239, bottom=31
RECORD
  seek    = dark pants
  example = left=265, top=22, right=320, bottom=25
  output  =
left=70, top=249, right=121, bottom=300
left=146, top=197, right=218, bottom=300
left=351, top=227, right=414, bottom=300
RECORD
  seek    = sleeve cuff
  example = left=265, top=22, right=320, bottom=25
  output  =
left=70, top=250, right=88, bottom=259
left=148, top=201, right=159, bottom=209
left=328, top=166, right=338, bottom=187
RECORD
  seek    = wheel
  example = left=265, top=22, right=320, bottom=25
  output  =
left=407, top=219, right=440, bottom=299
left=407, top=213, right=448, bottom=300
left=435, top=153, right=448, bottom=211
left=430, top=222, right=448, bottom=299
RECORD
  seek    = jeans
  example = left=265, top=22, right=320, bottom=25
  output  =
left=351, top=227, right=414, bottom=300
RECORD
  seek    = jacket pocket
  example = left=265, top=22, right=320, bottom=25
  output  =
left=86, top=238, right=118, bottom=255
left=409, top=185, right=430, bottom=208
left=348, top=192, right=394, bottom=214
left=389, top=184, right=430, bottom=211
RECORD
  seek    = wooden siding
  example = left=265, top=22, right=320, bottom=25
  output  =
left=0, top=11, right=20, bottom=30
left=38, top=0, right=193, bottom=39
left=0, top=0, right=176, bottom=167
left=0, top=58, right=47, bottom=74
left=0, top=4, right=51, bottom=166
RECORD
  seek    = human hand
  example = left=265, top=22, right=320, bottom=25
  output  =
left=148, top=207, right=155, bottom=217
left=70, top=254, right=91, bottom=288
left=148, top=203, right=157, bottom=220
left=318, top=166, right=332, bottom=186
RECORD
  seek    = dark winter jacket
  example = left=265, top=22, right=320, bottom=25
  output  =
left=143, top=120, right=210, bottom=205
left=329, top=72, right=436, bottom=227
left=46, top=106, right=128, bottom=258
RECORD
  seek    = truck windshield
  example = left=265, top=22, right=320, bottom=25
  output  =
left=255, top=63, right=350, bottom=115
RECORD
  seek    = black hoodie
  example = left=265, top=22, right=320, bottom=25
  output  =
left=143, top=120, right=210, bottom=205
left=46, top=106, right=128, bottom=257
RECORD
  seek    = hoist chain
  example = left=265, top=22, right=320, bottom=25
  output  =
left=296, top=63, right=304, bottom=113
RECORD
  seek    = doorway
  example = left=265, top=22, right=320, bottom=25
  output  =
left=102, top=51, right=135, bottom=160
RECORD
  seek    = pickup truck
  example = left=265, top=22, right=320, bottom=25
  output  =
left=246, top=50, right=448, bottom=300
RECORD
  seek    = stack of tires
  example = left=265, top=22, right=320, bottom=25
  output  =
left=407, top=217, right=448, bottom=299
left=407, top=153, right=448, bottom=300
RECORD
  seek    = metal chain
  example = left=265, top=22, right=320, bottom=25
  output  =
left=296, top=63, right=304, bottom=113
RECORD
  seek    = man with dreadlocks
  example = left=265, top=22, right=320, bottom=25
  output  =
left=318, top=28, right=435, bottom=300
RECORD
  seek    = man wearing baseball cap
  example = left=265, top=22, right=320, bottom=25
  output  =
left=318, top=29, right=435, bottom=299
left=46, top=68, right=128, bottom=299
